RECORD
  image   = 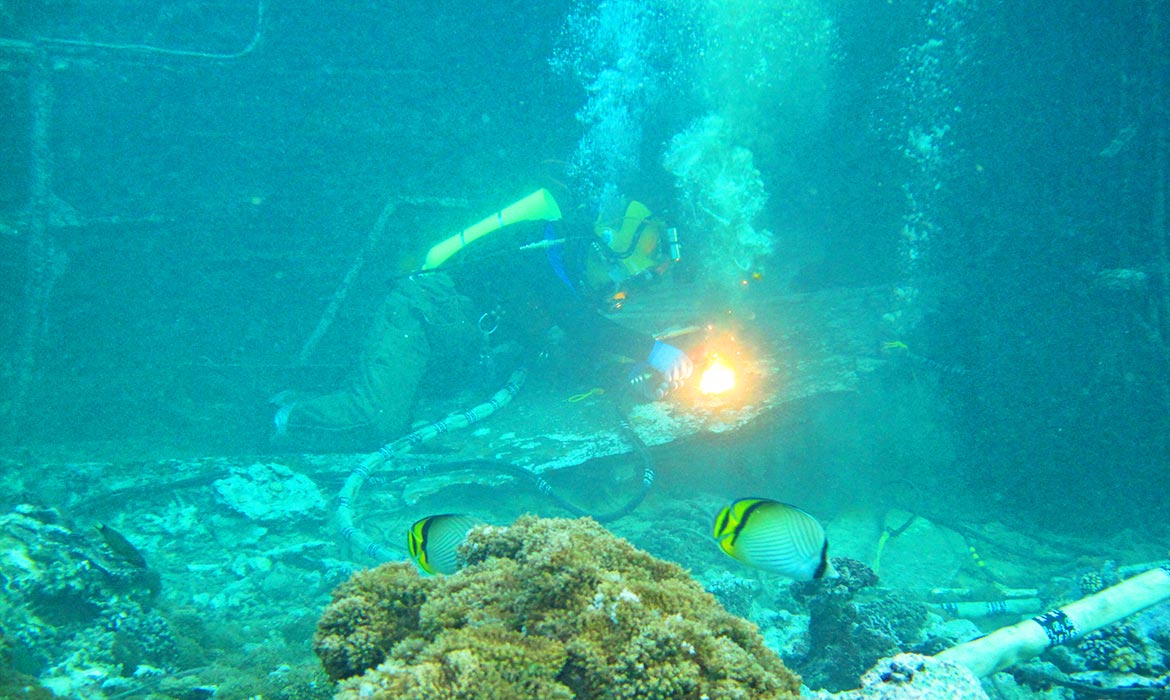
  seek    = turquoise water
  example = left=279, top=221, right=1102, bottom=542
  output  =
left=1, top=0, right=1168, bottom=698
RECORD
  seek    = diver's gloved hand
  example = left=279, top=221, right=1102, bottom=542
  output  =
left=646, top=341, right=693, bottom=385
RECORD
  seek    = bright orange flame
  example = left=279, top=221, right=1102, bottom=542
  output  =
left=698, top=356, right=736, bottom=395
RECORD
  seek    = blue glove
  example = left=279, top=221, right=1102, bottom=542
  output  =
left=647, top=341, right=693, bottom=384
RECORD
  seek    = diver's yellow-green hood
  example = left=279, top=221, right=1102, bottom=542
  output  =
left=585, top=200, right=667, bottom=291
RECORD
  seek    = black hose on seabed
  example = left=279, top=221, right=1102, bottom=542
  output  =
left=417, top=402, right=655, bottom=524
left=340, top=366, right=656, bottom=562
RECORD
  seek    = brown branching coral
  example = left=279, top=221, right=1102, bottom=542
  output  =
left=313, top=561, right=433, bottom=680
left=314, top=516, right=802, bottom=699
left=365, top=625, right=573, bottom=700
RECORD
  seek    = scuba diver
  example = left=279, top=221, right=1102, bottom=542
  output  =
left=271, top=189, right=693, bottom=451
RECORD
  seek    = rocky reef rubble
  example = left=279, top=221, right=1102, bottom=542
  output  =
left=6, top=451, right=1167, bottom=700
left=789, top=557, right=930, bottom=691
left=0, top=504, right=172, bottom=698
left=0, top=463, right=341, bottom=700
left=827, top=653, right=990, bottom=700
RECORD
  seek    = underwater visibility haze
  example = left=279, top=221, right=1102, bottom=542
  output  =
left=1, top=0, right=1169, bottom=698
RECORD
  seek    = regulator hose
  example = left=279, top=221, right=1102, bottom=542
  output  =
left=417, top=403, right=654, bottom=523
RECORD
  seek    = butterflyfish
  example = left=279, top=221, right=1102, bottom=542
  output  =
left=407, top=514, right=482, bottom=575
left=712, top=498, right=837, bottom=581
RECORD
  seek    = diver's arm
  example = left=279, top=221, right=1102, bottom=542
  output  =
left=561, top=307, right=657, bottom=364
left=529, top=247, right=657, bottom=362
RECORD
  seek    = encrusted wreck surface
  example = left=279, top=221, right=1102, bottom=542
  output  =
left=418, top=284, right=892, bottom=474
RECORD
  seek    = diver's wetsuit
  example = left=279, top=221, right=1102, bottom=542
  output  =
left=458, top=220, right=656, bottom=366
left=281, top=219, right=655, bottom=451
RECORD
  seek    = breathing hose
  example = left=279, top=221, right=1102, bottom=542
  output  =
left=335, top=366, right=656, bottom=560
left=414, top=402, right=655, bottom=524
left=336, top=368, right=528, bottom=561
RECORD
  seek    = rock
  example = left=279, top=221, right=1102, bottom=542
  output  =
left=213, top=462, right=325, bottom=523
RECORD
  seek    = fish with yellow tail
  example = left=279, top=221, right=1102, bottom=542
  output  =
left=713, top=498, right=837, bottom=581
left=407, top=514, right=483, bottom=575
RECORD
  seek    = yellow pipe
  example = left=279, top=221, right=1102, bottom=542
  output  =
left=421, top=188, right=562, bottom=270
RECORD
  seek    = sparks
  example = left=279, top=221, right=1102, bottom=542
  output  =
left=698, top=356, right=736, bottom=395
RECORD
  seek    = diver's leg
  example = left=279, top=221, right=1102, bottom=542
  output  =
left=398, top=274, right=480, bottom=393
left=280, top=290, right=429, bottom=450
